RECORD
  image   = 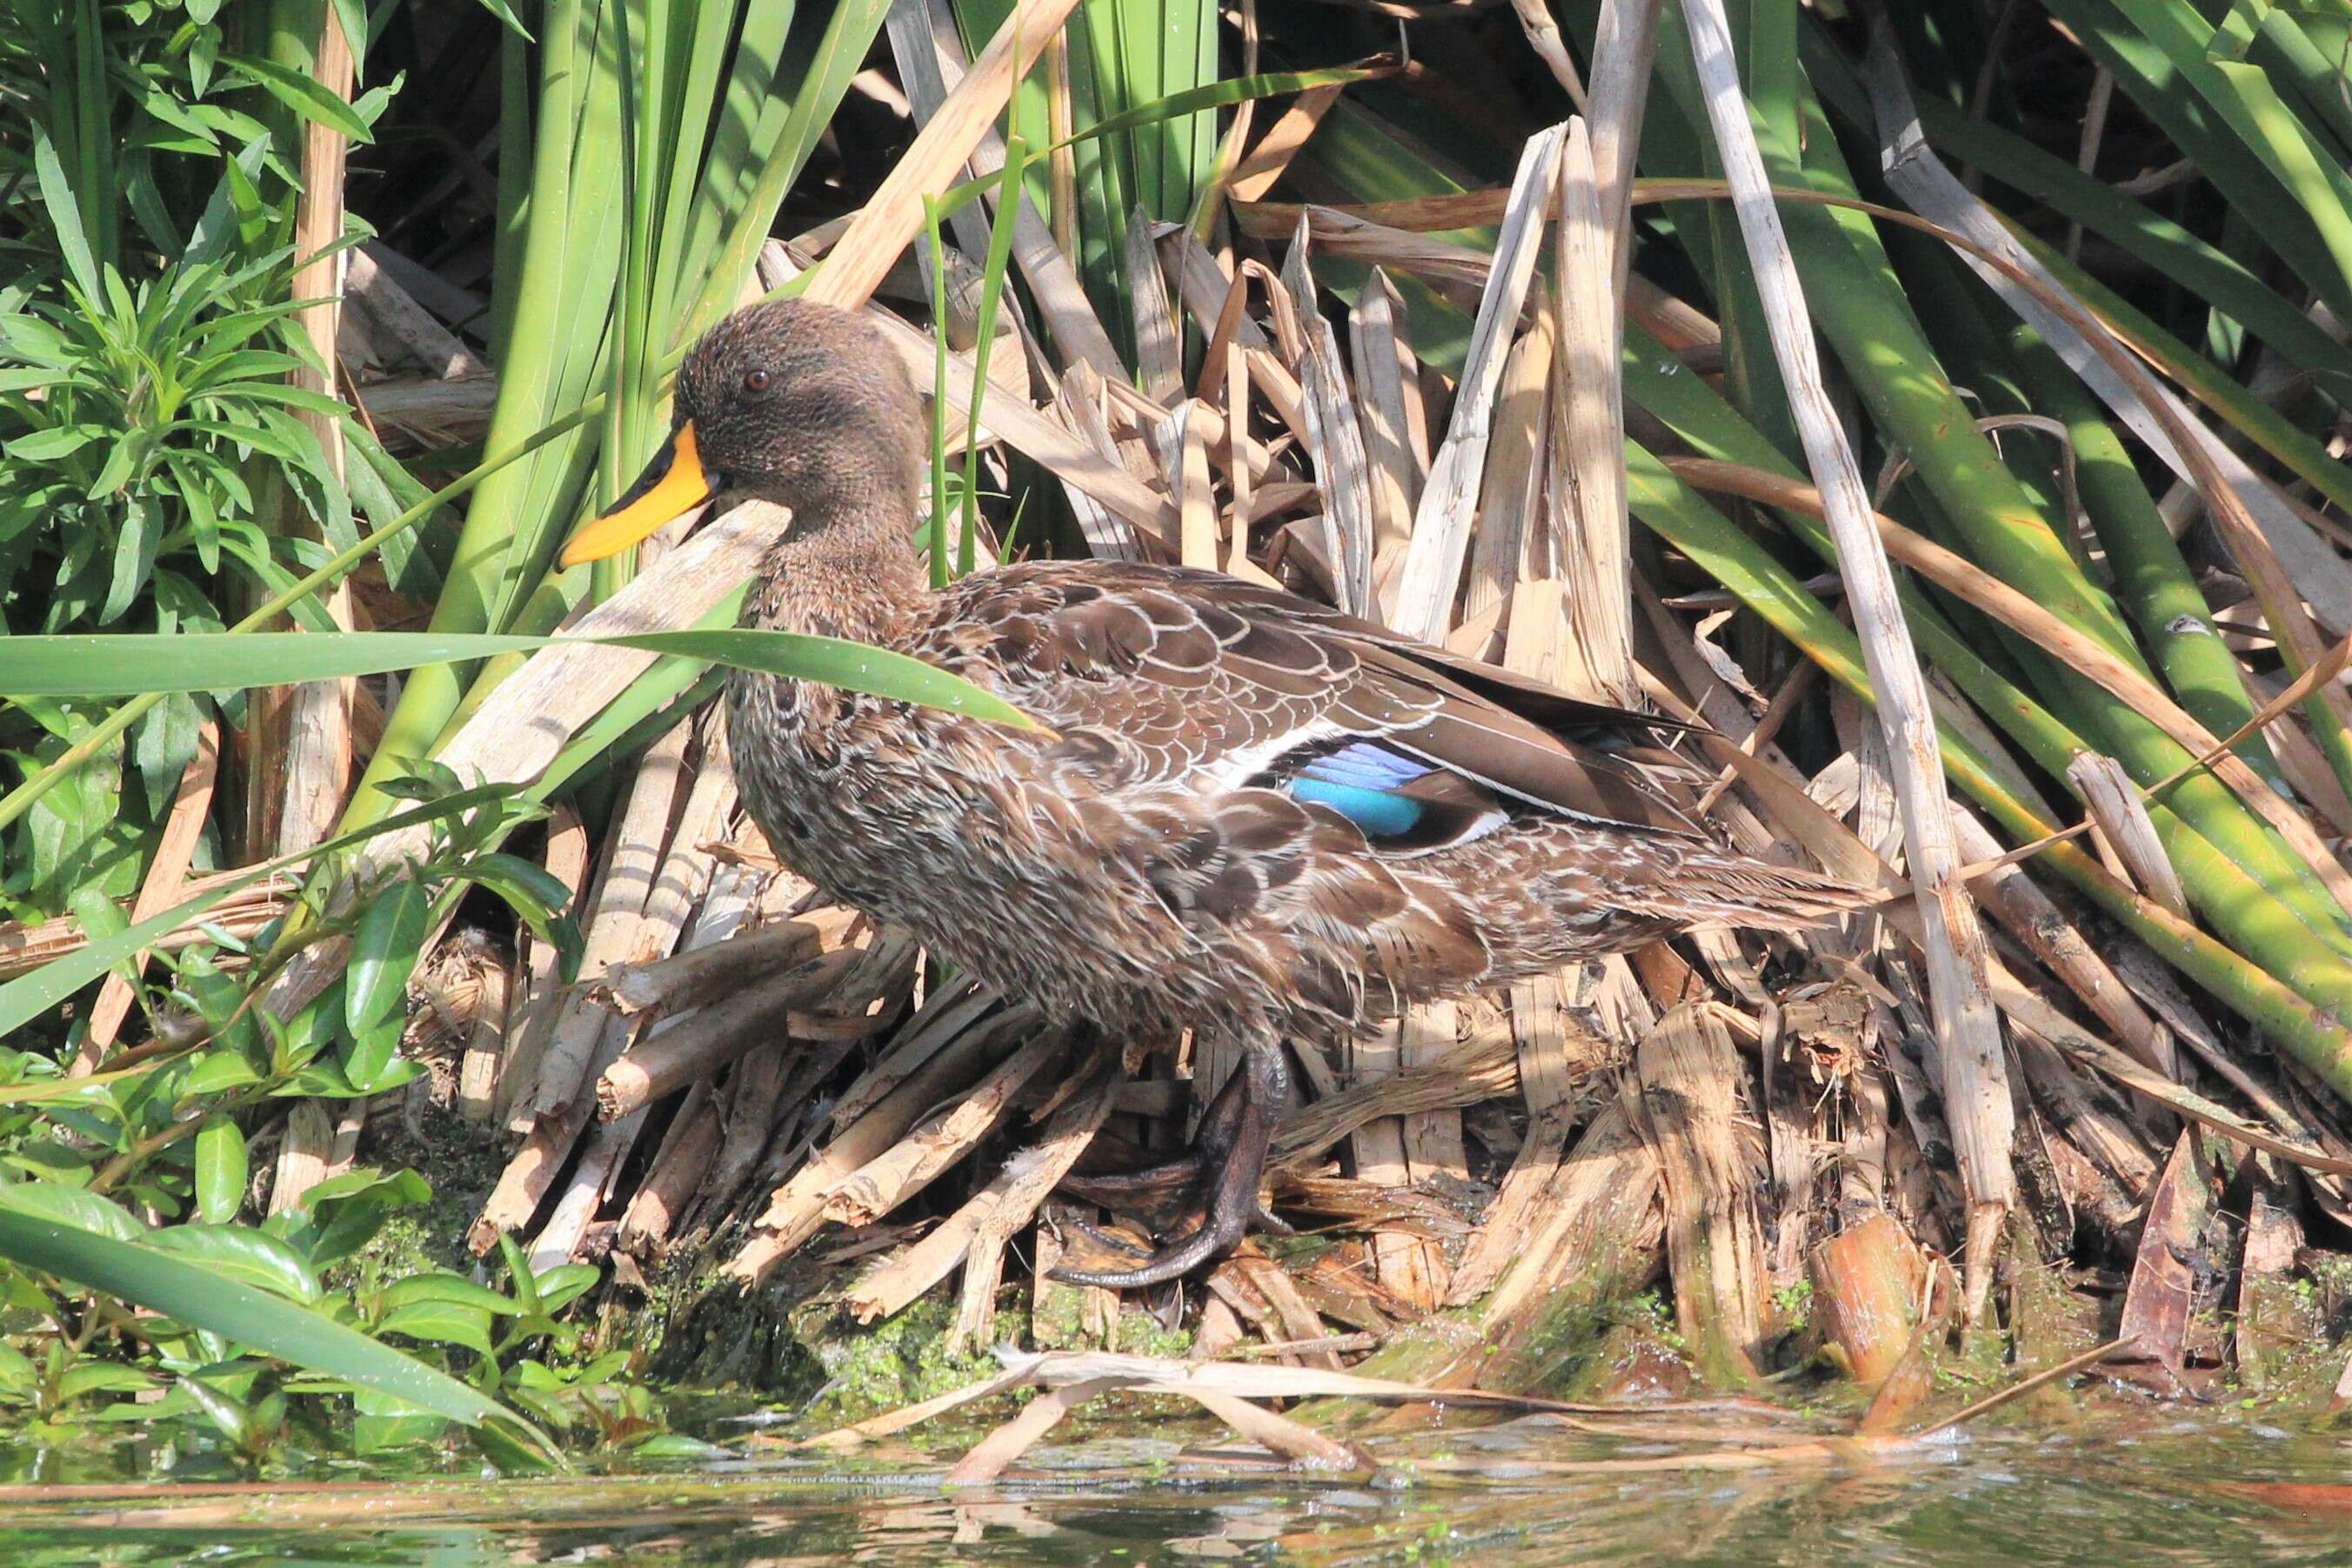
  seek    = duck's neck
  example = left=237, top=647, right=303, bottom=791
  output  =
left=748, top=495, right=930, bottom=644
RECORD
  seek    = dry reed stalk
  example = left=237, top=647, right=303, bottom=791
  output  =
left=2013, top=1027, right=2160, bottom=1197
left=1126, top=206, right=1185, bottom=402
left=671, top=1043, right=792, bottom=1237
left=2065, top=754, right=2190, bottom=919
left=592, top=949, right=863, bottom=1121
left=1808, top=1213, right=1927, bottom=1385
left=942, top=1376, right=1121, bottom=1486
left=2235, top=1160, right=2305, bottom=1385
left=1468, top=1104, right=1667, bottom=1388
left=525, top=720, right=698, bottom=1119
left=593, top=908, right=845, bottom=1018
left=822, top=1027, right=1068, bottom=1229
left=498, top=803, right=589, bottom=1131
left=342, top=244, right=490, bottom=381
left=1051, top=365, right=1146, bottom=561
left=1346, top=1018, right=1435, bottom=1311
left=1279, top=217, right=1376, bottom=616
left=77, top=717, right=219, bottom=1066
left=1551, top=117, right=1640, bottom=706
left=0, top=871, right=289, bottom=981
left=866, top=310, right=1178, bottom=544
left=899, top=0, right=1123, bottom=378
left=1165, top=232, right=1307, bottom=429
left=1444, top=997, right=1604, bottom=1306
left=1586, top=0, right=1665, bottom=308
left=1699, top=712, right=2352, bottom=1183
left=1348, top=270, right=1421, bottom=609
left=456, top=954, right=511, bottom=1125
left=1276, top=1021, right=1514, bottom=1174
left=1229, top=1251, right=1344, bottom=1371
left=1509, top=0, right=1585, bottom=100
left=1462, top=305, right=1552, bottom=630
left=264, top=1098, right=360, bottom=1218
left=2112, top=1132, right=2213, bottom=1394
left=614, top=1084, right=722, bottom=1257
left=725, top=1009, right=1030, bottom=1282
left=832, top=985, right=1014, bottom=1127
left=259, top=5, right=357, bottom=862
left=247, top=10, right=360, bottom=1205
left=1389, top=123, right=1567, bottom=643
left=1948, top=806, right=2178, bottom=1078
left=1226, top=84, right=1347, bottom=205
left=840, top=1065, right=1114, bottom=1333
left=1682, top=0, right=2014, bottom=1316
left=1633, top=1004, right=1767, bottom=1385
left=804, top=0, right=1081, bottom=316
left=525, top=862, right=810, bottom=1270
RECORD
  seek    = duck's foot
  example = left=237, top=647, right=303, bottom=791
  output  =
left=1056, top=1050, right=1256, bottom=1203
left=1049, top=1045, right=1288, bottom=1290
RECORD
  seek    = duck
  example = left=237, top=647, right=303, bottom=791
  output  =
left=559, top=297, right=1865, bottom=1289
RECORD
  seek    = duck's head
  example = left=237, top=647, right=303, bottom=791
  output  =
left=559, top=299, right=923, bottom=569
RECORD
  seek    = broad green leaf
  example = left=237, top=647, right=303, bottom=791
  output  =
left=0, top=1207, right=554, bottom=1458
left=142, top=1224, right=322, bottom=1304
left=192, top=1115, right=248, bottom=1225
left=347, top=875, right=429, bottom=1036
left=378, top=1271, right=524, bottom=1318
left=0, top=1183, right=144, bottom=1244
left=377, top=1299, right=497, bottom=1359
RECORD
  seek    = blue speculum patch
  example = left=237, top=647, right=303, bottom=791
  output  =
left=1288, top=741, right=1436, bottom=836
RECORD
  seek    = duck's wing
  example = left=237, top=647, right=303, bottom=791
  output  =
left=925, top=560, right=1707, bottom=852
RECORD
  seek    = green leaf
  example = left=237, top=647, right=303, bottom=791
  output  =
left=192, top=1115, right=248, bottom=1225
left=378, top=1271, right=524, bottom=1318
left=58, top=1362, right=156, bottom=1402
left=28, top=124, right=100, bottom=304
left=141, top=1224, right=320, bottom=1304
left=0, top=1206, right=554, bottom=1458
left=7, top=426, right=103, bottom=462
left=533, top=1263, right=601, bottom=1315
left=224, top=55, right=376, bottom=144
left=180, top=1052, right=263, bottom=1098
left=0, top=1183, right=143, bottom=1244
left=377, top=1299, right=497, bottom=1358
left=0, top=629, right=1040, bottom=729
left=346, top=875, right=429, bottom=1037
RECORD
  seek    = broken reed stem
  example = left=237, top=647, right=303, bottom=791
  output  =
left=594, top=910, right=849, bottom=1017
left=1680, top=0, right=2014, bottom=1318
left=594, top=947, right=864, bottom=1121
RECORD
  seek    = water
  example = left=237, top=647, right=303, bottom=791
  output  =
left=6, top=1405, right=2352, bottom=1565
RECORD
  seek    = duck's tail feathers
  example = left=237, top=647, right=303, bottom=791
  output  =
left=1649, top=845, right=1877, bottom=931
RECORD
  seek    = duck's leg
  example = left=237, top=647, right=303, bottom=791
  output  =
left=1055, top=1056, right=1255, bottom=1201
left=1050, top=1040, right=1289, bottom=1289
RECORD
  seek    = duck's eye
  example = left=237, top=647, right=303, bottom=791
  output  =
left=743, top=367, right=773, bottom=392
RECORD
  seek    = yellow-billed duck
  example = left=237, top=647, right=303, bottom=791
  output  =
left=561, top=298, right=1864, bottom=1288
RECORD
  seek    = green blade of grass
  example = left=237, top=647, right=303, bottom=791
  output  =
left=0, top=629, right=1039, bottom=730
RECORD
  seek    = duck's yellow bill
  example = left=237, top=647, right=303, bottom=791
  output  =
left=559, top=422, right=711, bottom=568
